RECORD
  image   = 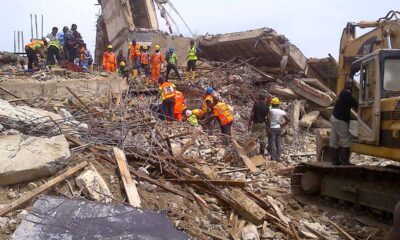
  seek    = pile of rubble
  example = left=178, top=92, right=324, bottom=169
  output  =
left=0, top=27, right=393, bottom=239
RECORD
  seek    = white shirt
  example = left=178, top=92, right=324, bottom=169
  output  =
left=269, top=108, right=287, bottom=129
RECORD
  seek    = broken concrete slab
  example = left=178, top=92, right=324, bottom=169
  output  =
left=307, top=56, right=338, bottom=93
left=0, top=134, right=70, bottom=185
left=12, top=196, right=188, bottom=240
left=269, top=84, right=299, bottom=99
left=313, top=116, right=331, bottom=128
left=230, top=189, right=267, bottom=225
left=242, top=223, right=260, bottom=240
left=199, top=28, right=308, bottom=72
left=76, top=167, right=113, bottom=203
left=299, top=111, right=320, bottom=128
left=290, top=78, right=333, bottom=107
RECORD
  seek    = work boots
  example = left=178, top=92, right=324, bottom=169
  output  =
left=330, top=147, right=340, bottom=165
left=339, top=147, right=352, bottom=165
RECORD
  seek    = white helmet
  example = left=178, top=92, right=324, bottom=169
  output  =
left=185, top=110, right=193, bottom=117
left=44, top=37, right=51, bottom=43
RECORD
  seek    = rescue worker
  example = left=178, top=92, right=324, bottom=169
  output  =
left=79, top=43, right=86, bottom=66
left=118, top=61, right=129, bottom=80
left=329, top=79, right=358, bottom=165
left=151, top=45, right=164, bottom=85
left=25, top=38, right=47, bottom=70
left=185, top=110, right=199, bottom=127
left=102, top=45, right=117, bottom=72
left=206, top=93, right=234, bottom=144
left=57, top=26, right=68, bottom=61
left=117, top=50, right=126, bottom=67
left=268, top=97, right=290, bottom=161
left=186, top=40, right=198, bottom=80
left=46, top=37, right=62, bottom=66
left=64, top=24, right=82, bottom=63
left=128, top=40, right=141, bottom=77
left=201, top=87, right=214, bottom=119
left=166, top=48, right=181, bottom=81
left=248, top=90, right=270, bottom=156
left=158, top=77, right=176, bottom=122
left=46, top=27, right=58, bottom=41
left=174, top=90, right=185, bottom=121
left=389, top=200, right=400, bottom=239
left=140, top=44, right=151, bottom=83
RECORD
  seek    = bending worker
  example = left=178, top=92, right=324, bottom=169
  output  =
left=166, top=48, right=181, bottom=81
left=25, top=38, right=47, bottom=70
left=186, top=40, right=198, bottom=80
left=158, top=77, right=176, bottom=122
left=201, top=87, right=214, bottom=119
left=151, top=45, right=164, bottom=85
left=174, top=90, right=185, bottom=122
left=329, top=79, right=358, bottom=165
left=46, top=37, right=63, bottom=66
left=102, top=45, right=117, bottom=72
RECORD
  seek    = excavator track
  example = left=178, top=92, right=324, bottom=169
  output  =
left=291, top=161, right=400, bottom=214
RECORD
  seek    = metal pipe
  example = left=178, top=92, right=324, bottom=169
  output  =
left=30, top=14, right=33, bottom=40
left=41, top=14, right=43, bottom=38
left=14, top=31, right=16, bottom=53
left=35, top=14, right=38, bottom=39
left=17, top=31, right=21, bottom=52
left=387, top=35, right=393, bottom=49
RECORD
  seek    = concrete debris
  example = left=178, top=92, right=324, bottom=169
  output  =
left=299, top=110, right=320, bottom=128
left=0, top=134, right=70, bottom=185
left=76, top=167, right=113, bottom=203
left=241, top=224, right=260, bottom=240
left=269, top=84, right=299, bottom=99
left=290, top=78, right=333, bottom=107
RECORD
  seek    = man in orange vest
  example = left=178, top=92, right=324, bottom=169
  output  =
left=201, top=87, right=214, bottom=119
left=174, top=90, right=185, bottom=121
left=102, top=45, right=117, bottom=72
left=128, top=40, right=141, bottom=77
left=158, top=77, right=176, bottom=122
left=25, top=38, right=47, bottom=70
left=205, top=93, right=234, bottom=144
left=151, top=45, right=164, bottom=85
left=140, top=44, right=151, bottom=83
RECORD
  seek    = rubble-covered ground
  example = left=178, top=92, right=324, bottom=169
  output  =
left=0, top=47, right=397, bottom=240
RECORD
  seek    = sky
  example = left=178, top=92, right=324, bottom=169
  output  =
left=0, top=0, right=398, bottom=59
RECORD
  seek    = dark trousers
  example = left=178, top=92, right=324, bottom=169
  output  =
left=25, top=47, right=38, bottom=70
left=46, top=46, right=62, bottom=65
left=220, top=122, right=232, bottom=145
left=141, top=64, right=150, bottom=77
left=269, top=128, right=282, bottom=160
left=166, top=63, right=181, bottom=80
left=187, top=60, right=196, bottom=71
left=66, top=46, right=76, bottom=62
left=162, top=98, right=175, bottom=122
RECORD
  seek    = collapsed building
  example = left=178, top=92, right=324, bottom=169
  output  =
left=0, top=1, right=394, bottom=239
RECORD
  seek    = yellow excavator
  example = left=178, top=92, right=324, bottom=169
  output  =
left=291, top=10, right=400, bottom=213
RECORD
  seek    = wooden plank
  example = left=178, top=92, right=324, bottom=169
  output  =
left=65, top=86, right=90, bottom=111
left=113, top=147, right=142, bottom=208
left=266, top=196, right=290, bottom=226
left=217, top=168, right=249, bottom=175
left=129, top=166, right=193, bottom=200
left=193, top=226, right=229, bottom=240
left=231, top=139, right=259, bottom=173
left=327, top=219, right=355, bottom=240
left=289, top=222, right=301, bottom=240
left=176, top=134, right=197, bottom=159
left=0, top=161, right=89, bottom=216
left=166, top=179, right=247, bottom=187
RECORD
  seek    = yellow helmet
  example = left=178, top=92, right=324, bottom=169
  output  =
left=107, top=45, right=113, bottom=49
left=271, top=97, right=280, bottom=105
left=142, top=44, right=148, bottom=50
left=120, top=61, right=126, bottom=67
left=154, top=44, right=160, bottom=50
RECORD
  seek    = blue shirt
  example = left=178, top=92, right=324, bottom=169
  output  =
left=57, top=32, right=65, bottom=46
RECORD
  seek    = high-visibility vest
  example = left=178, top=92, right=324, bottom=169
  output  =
left=129, top=44, right=141, bottom=60
left=151, top=52, right=164, bottom=66
left=80, top=47, right=86, bottom=61
left=192, top=109, right=204, bottom=118
left=102, top=52, right=117, bottom=66
left=159, top=82, right=176, bottom=101
left=168, top=53, right=178, bottom=64
left=174, top=91, right=184, bottom=113
left=187, top=115, right=199, bottom=127
left=48, top=40, right=61, bottom=50
left=202, top=94, right=213, bottom=113
left=214, top=102, right=234, bottom=126
left=140, top=52, right=150, bottom=64
left=25, top=40, right=44, bottom=51
left=187, top=46, right=197, bottom=61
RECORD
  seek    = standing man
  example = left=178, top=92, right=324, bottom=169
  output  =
left=102, top=45, right=117, bottom=72
left=174, top=90, right=185, bottom=121
left=128, top=40, right=141, bottom=77
left=140, top=44, right=151, bottom=83
left=166, top=48, right=181, bottom=81
left=151, top=45, right=164, bottom=85
left=46, top=27, right=58, bottom=41
left=186, top=40, right=198, bottom=80
left=64, top=24, right=82, bottom=63
left=329, top=79, right=358, bottom=165
left=57, top=26, right=68, bottom=61
left=248, top=90, right=270, bottom=157
left=268, top=97, right=290, bottom=161
left=117, top=50, right=126, bottom=66
left=206, top=94, right=234, bottom=144
left=201, top=87, right=214, bottom=119
left=46, top=37, right=62, bottom=66
left=25, top=38, right=47, bottom=70
left=158, top=77, right=176, bottom=122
